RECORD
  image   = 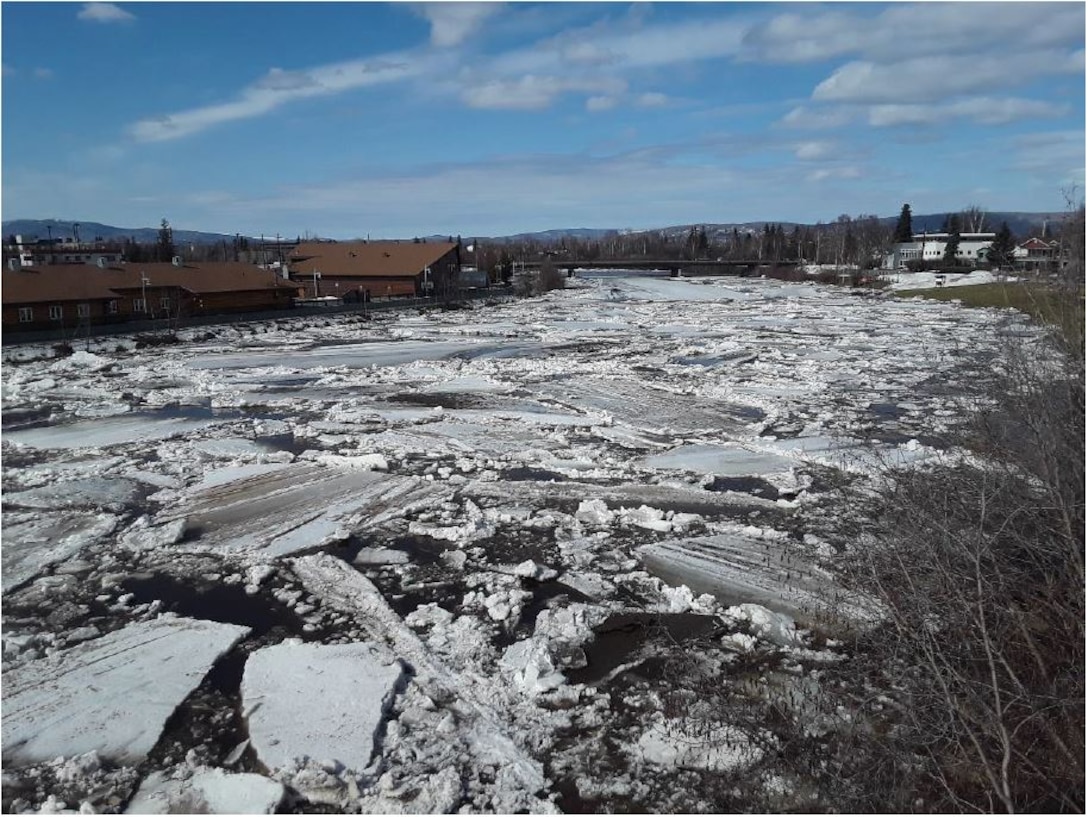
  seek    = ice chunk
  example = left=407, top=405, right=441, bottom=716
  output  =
left=574, top=498, right=614, bottom=527
left=640, top=532, right=873, bottom=625
left=513, top=559, right=559, bottom=581
left=158, top=462, right=444, bottom=556
left=722, top=603, right=805, bottom=648
left=635, top=717, right=764, bottom=772
left=643, top=443, right=794, bottom=477
left=3, top=617, right=249, bottom=766
left=353, top=547, right=410, bottom=566
left=2, top=511, right=119, bottom=592
left=125, top=767, right=285, bottom=814
left=193, top=437, right=269, bottom=460
left=499, top=639, right=566, bottom=694
left=3, top=415, right=216, bottom=451
left=4, top=477, right=141, bottom=512
left=241, top=640, right=405, bottom=775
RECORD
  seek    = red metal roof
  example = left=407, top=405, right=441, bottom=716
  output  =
left=2, top=262, right=295, bottom=304
left=288, top=241, right=458, bottom=279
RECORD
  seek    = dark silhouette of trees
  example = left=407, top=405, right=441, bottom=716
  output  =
left=156, top=219, right=176, bottom=262
left=987, top=222, right=1016, bottom=269
left=893, top=204, right=913, bottom=243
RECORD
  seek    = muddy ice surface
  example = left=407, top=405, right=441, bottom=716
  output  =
left=1, top=276, right=1030, bottom=813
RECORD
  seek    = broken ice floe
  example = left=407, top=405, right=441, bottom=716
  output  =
left=2, top=511, right=120, bottom=592
left=3, top=414, right=216, bottom=451
left=156, top=462, right=446, bottom=556
left=241, top=640, right=405, bottom=776
left=639, top=532, right=874, bottom=625
left=3, top=616, right=249, bottom=766
left=124, top=767, right=286, bottom=814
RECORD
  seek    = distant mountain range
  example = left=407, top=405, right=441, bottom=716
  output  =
left=1, top=219, right=238, bottom=246
left=3, top=212, right=1068, bottom=248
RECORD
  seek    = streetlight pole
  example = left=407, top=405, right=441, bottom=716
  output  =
left=141, top=273, right=150, bottom=317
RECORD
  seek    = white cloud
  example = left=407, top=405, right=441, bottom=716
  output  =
left=869, top=97, right=1069, bottom=127
left=813, top=52, right=1081, bottom=105
left=412, top=3, right=502, bottom=48
left=586, top=95, right=618, bottom=113
left=636, top=92, right=669, bottom=108
left=743, top=3, right=1084, bottom=64
left=129, top=55, right=427, bottom=142
left=1009, top=130, right=1086, bottom=183
left=2, top=64, right=15, bottom=78
left=33, top=67, right=54, bottom=80
left=806, top=166, right=862, bottom=183
left=781, top=105, right=855, bottom=130
left=794, top=141, right=836, bottom=161
left=77, top=3, right=135, bottom=23
left=461, top=74, right=625, bottom=110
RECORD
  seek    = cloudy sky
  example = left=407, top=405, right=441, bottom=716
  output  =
left=2, top=1, right=1084, bottom=238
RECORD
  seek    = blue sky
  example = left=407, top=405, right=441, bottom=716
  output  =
left=2, top=2, right=1084, bottom=239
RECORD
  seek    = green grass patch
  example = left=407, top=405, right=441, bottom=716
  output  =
left=896, top=281, right=1084, bottom=348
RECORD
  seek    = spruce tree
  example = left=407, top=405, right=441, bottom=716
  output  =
left=893, top=204, right=913, bottom=243
left=156, top=219, right=175, bottom=262
left=988, top=222, right=1016, bottom=269
left=942, top=229, right=961, bottom=267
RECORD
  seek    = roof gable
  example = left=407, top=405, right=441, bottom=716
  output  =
left=288, top=241, right=458, bottom=278
left=2, top=262, right=295, bottom=304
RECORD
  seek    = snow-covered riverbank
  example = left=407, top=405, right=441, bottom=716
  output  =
left=2, top=275, right=1032, bottom=812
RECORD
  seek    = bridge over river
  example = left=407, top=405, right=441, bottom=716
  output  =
left=520, top=258, right=804, bottom=277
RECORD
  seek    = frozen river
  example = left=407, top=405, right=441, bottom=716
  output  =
left=1, top=275, right=1026, bottom=812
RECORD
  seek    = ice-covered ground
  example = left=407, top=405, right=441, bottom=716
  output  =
left=1, top=274, right=1034, bottom=812
left=884, top=269, right=1014, bottom=290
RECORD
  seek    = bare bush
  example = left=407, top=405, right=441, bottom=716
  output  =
left=828, top=321, right=1085, bottom=812
left=534, top=258, right=566, bottom=295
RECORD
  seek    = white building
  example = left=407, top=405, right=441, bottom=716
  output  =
left=884, top=232, right=995, bottom=269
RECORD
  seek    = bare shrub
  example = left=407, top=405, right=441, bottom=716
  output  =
left=534, top=258, right=566, bottom=295
left=828, top=322, right=1085, bottom=812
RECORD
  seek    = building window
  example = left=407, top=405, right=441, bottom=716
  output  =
left=107, top=300, right=118, bottom=314
left=159, top=296, right=171, bottom=312
left=133, top=298, right=146, bottom=313
left=18, top=307, right=33, bottom=323
left=49, top=305, right=64, bottom=320
left=77, top=303, right=90, bottom=317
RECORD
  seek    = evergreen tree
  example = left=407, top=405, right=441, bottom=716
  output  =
left=988, top=222, right=1016, bottom=269
left=943, top=228, right=962, bottom=266
left=156, top=219, right=176, bottom=262
left=893, top=204, right=914, bottom=243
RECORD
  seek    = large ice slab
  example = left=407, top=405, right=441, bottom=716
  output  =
left=2, top=617, right=249, bottom=766
left=536, top=377, right=758, bottom=436
left=288, top=555, right=553, bottom=812
left=643, top=443, right=794, bottom=476
left=125, top=768, right=285, bottom=814
left=3, top=415, right=215, bottom=450
left=639, top=533, right=871, bottom=625
left=184, top=339, right=487, bottom=371
left=2, top=510, right=120, bottom=592
left=158, top=462, right=445, bottom=556
left=241, top=640, right=405, bottom=774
